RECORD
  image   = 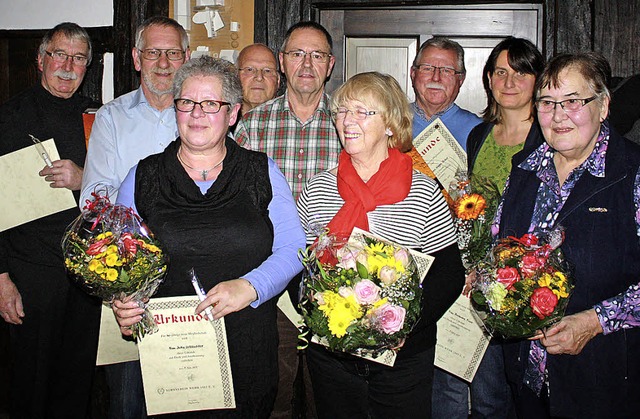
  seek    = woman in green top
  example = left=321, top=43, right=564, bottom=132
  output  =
left=433, top=37, right=545, bottom=419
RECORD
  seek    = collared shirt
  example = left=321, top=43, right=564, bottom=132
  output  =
left=411, top=102, right=481, bottom=150
left=496, top=123, right=640, bottom=333
left=234, top=90, right=341, bottom=200
left=81, top=86, right=178, bottom=205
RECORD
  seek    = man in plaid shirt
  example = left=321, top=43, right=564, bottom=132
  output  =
left=234, top=21, right=341, bottom=419
left=234, top=21, right=341, bottom=200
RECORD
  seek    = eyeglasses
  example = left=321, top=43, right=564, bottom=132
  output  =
left=332, top=107, right=378, bottom=121
left=139, top=48, right=185, bottom=61
left=536, top=96, right=599, bottom=113
left=238, top=67, right=278, bottom=78
left=45, top=51, right=89, bottom=66
left=282, top=50, right=332, bottom=63
left=413, top=64, right=462, bottom=78
left=174, top=99, right=230, bottom=114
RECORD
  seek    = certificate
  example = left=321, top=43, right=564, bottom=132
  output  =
left=413, top=118, right=467, bottom=192
left=0, top=138, right=76, bottom=232
left=138, top=296, right=235, bottom=415
left=435, top=294, right=491, bottom=382
left=96, top=304, right=139, bottom=365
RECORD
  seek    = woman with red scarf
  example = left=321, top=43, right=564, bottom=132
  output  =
left=297, top=72, right=465, bottom=418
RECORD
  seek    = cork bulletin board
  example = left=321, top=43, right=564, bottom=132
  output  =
left=170, top=0, right=254, bottom=62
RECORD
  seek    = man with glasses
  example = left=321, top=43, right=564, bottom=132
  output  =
left=234, top=21, right=341, bottom=419
left=410, top=37, right=480, bottom=150
left=236, top=43, right=281, bottom=116
left=81, top=16, right=189, bottom=205
left=0, top=22, right=101, bottom=417
left=80, top=16, right=189, bottom=419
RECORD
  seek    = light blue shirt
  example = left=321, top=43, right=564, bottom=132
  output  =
left=116, top=158, right=305, bottom=308
left=80, top=86, right=178, bottom=206
left=412, top=103, right=481, bottom=150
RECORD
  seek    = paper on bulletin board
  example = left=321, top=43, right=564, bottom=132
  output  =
left=0, top=138, right=76, bottom=232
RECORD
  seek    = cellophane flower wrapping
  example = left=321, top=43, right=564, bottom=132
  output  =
left=470, top=230, right=574, bottom=339
left=299, top=229, right=423, bottom=357
left=62, top=195, right=168, bottom=340
left=448, top=170, right=502, bottom=270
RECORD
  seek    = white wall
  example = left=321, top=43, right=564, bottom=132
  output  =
left=0, top=0, right=113, bottom=29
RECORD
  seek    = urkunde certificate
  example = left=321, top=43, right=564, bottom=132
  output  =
left=413, top=118, right=467, bottom=191
left=435, top=294, right=491, bottom=382
left=138, top=296, right=235, bottom=415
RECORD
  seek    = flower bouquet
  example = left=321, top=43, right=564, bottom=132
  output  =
left=300, top=228, right=432, bottom=364
left=470, top=230, right=573, bottom=339
left=449, top=170, right=502, bottom=270
left=62, top=194, right=168, bottom=340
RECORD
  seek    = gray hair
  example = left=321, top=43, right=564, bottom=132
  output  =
left=413, top=37, right=466, bottom=74
left=39, top=22, right=92, bottom=65
left=173, top=55, right=242, bottom=106
left=135, top=16, right=189, bottom=51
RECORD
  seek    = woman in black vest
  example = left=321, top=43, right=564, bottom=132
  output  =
left=498, top=52, right=640, bottom=418
left=111, top=56, right=305, bottom=418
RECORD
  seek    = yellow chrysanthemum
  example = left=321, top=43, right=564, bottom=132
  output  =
left=105, top=268, right=119, bottom=282
left=88, top=259, right=102, bottom=272
left=327, top=311, right=353, bottom=338
left=552, top=286, right=569, bottom=299
left=454, top=193, right=486, bottom=220
left=96, top=232, right=113, bottom=240
left=143, top=243, right=161, bottom=253
left=538, top=273, right=552, bottom=288
left=105, top=253, right=120, bottom=267
left=106, top=245, right=118, bottom=254
left=552, top=271, right=567, bottom=285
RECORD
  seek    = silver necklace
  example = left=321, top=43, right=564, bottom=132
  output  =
left=177, top=146, right=225, bottom=181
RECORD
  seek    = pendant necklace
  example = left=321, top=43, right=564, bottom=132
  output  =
left=177, top=146, right=225, bottom=181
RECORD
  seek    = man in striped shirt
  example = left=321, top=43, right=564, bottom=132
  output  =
left=234, top=20, right=342, bottom=419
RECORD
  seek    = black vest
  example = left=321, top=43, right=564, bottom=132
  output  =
left=135, top=138, right=279, bottom=412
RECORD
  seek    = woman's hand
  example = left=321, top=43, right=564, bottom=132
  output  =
left=539, top=309, right=603, bottom=355
left=462, top=269, right=476, bottom=297
left=112, top=298, right=146, bottom=337
left=195, top=279, right=257, bottom=320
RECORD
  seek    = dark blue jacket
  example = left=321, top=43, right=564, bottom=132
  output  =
left=499, top=126, right=640, bottom=418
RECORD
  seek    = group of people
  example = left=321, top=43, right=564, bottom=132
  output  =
left=1, top=15, right=639, bottom=419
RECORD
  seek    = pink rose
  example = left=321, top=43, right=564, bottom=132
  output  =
left=496, top=266, right=520, bottom=290
left=520, top=254, right=545, bottom=278
left=353, top=279, right=380, bottom=305
left=337, top=247, right=360, bottom=270
left=379, top=266, right=399, bottom=285
left=530, top=287, right=558, bottom=319
left=374, top=303, right=406, bottom=334
left=393, top=248, right=410, bottom=267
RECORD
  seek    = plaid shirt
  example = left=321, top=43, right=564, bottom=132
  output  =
left=234, top=90, right=341, bottom=200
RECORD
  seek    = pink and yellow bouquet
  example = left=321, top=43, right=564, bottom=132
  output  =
left=471, top=230, right=573, bottom=339
left=300, top=230, right=423, bottom=357
left=62, top=195, right=168, bottom=339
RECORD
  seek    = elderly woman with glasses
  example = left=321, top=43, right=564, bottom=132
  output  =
left=297, top=71, right=465, bottom=418
left=111, top=55, right=305, bottom=417
left=497, top=52, right=640, bottom=418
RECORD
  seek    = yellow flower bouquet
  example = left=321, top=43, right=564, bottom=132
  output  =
left=62, top=195, right=168, bottom=340
left=300, top=229, right=425, bottom=359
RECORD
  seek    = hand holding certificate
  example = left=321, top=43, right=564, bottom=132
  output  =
left=138, top=296, right=235, bottom=415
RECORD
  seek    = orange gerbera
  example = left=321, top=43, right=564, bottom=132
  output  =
left=454, top=193, right=487, bottom=220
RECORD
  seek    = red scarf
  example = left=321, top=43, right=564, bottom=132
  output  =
left=326, top=148, right=413, bottom=237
